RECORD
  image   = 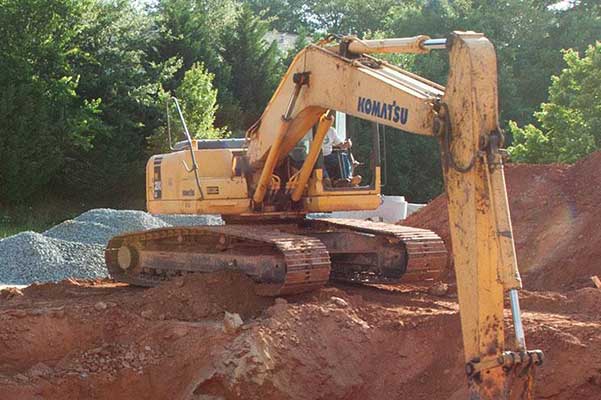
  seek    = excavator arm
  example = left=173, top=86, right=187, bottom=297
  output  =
left=440, top=32, right=543, bottom=399
left=245, top=31, right=543, bottom=399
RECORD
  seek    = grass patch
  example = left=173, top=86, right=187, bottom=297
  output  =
left=0, top=189, right=146, bottom=240
left=0, top=202, right=84, bottom=239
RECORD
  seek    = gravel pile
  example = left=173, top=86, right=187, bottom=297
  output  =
left=75, top=209, right=169, bottom=233
left=0, top=232, right=105, bottom=285
left=0, top=209, right=224, bottom=285
left=44, top=220, right=119, bottom=245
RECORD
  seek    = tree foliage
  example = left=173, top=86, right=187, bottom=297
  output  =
left=152, top=0, right=240, bottom=128
left=0, top=0, right=102, bottom=203
left=0, top=0, right=180, bottom=204
left=1, top=0, right=599, bottom=207
left=384, top=0, right=601, bottom=124
left=148, top=62, right=227, bottom=154
left=221, top=6, right=283, bottom=130
left=508, top=42, right=601, bottom=163
left=177, top=63, right=227, bottom=139
left=246, top=0, right=306, bottom=33
left=247, top=0, right=399, bottom=35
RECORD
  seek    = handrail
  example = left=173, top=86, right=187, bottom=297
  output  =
left=168, top=96, right=204, bottom=200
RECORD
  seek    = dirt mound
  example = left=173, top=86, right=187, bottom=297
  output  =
left=520, top=287, right=601, bottom=317
left=135, top=271, right=273, bottom=321
left=401, top=151, right=601, bottom=291
left=0, top=279, right=599, bottom=400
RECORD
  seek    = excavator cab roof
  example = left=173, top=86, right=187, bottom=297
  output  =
left=173, top=138, right=247, bottom=151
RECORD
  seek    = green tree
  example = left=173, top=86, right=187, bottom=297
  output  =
left=304, top=0, right=399, bottom=34
left=57, top=0, right=178, bottom=201
left=153, top=0, right=239, bottom=129
left=382, top=134, right=443, bottom=203
left=246, top=0, right=306, bottom=33
left=149, top=63, right=228, bottom=153
left=508, top=42, right=601, bottom=163
left=383, top=0, right=601, bottom=127
left=177, top=63, right=228, bottom=138
left=221, top=6, right=283, bottom=130
left=249, top=0, right=399, bottom=35
left=385, top=0, right=544, bottom=124
left=0, top=0, right=102, bottom=204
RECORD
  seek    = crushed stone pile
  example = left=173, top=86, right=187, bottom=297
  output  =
left=0, top=232, right=105, bottom=285
left=44, top=208, right=171, bottom=246
left=43, top=220, right=121, bottom=246
left=0, top=209, right=223, bottom=285
left=400, top=150, right=601, bottom=291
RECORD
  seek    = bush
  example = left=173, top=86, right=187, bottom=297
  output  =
left=509, top=42, right=601, bottom=163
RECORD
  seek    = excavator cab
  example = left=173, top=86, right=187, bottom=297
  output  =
left=248, top=112, right=382, bottom=213
left=285, top=113, right=380, bottom=191
left=318, top=115, right=378, bottom=191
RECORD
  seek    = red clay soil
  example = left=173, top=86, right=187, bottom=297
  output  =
left=2, top=155, right=601, bottom=400
left=401, top=151, right=601, bottom=291
left=1, top=276, right=600, bottom=400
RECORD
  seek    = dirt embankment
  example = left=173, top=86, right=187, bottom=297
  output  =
left=402, top=151, right=601, bottom=291
left=1, top=274, right=600, bottom=400
left=2, top=155, right=601, bottom=399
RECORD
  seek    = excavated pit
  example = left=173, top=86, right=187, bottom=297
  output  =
left=0, top=275, right=600, bottom=400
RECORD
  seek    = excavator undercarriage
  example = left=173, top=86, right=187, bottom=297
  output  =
left=105, top=218, right=447, bottom=296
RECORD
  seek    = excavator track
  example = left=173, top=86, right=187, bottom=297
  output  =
left=105, top=219, right=447, bottom=295
left=300, top=218, right=448, bottom=284
left=105, top=225, right=331, bottom=296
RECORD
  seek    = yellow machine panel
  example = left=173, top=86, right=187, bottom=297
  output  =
left=146, top=146, right=250, bottom=215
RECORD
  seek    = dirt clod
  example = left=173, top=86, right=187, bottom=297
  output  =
left=428, top=282, right=449, bottom=297
left=330, top=296, right=349, bottom=308
left=223, top=312, right=243, bottom=334
left=0, top=287, right=23, bottom=299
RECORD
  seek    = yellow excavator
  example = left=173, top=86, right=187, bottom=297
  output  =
left=105, top=31, right=543, bottom=399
